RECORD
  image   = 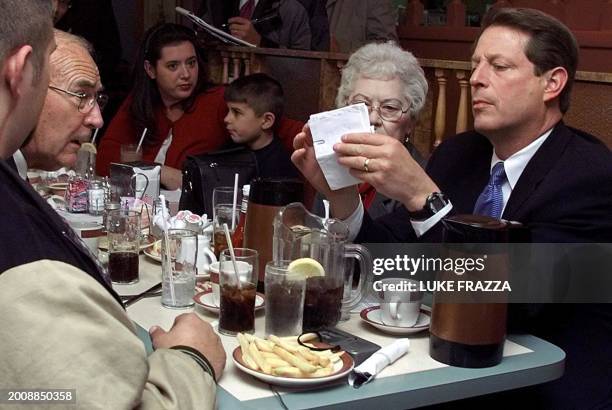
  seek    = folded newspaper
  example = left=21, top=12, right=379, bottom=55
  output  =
left=175, top=7, right=256, bottom=48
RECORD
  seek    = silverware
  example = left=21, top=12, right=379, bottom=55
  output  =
left=121, top=282, right=162, bottom=307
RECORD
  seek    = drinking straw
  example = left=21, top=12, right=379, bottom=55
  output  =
left=136, top=128, right=148, bottom=153
left=91, top=128, right=100, bottom=145
left=222, top=222, right=241, bottom=288
left=159, top=194, right=176, bottom=305
left=231, top=173, right=239, bottom=231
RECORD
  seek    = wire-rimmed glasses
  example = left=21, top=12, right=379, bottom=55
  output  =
left=48, top=85, right=109, bottom=113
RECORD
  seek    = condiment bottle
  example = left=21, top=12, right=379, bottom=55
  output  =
left=231, top=184, right=250, bottom=248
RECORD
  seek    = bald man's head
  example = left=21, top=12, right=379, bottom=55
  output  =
left=22, top=30, right=104, bottom=171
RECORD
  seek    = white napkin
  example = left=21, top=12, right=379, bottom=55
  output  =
left=309, top=104, right=371, bottom=190
left=348, top=338, right=410, bottom=388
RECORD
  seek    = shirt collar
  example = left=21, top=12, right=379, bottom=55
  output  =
left=12, top=149, right=28, bottom=181
left=239, top=0, right=259, bottom=9
left=490, top=128, right=553, bottom=189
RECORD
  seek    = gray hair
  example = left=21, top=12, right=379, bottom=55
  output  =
left=336, top=42, right=428, bottom=121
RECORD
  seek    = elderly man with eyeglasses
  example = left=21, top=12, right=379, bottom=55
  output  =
left=12, top=29, right=107, bottom=176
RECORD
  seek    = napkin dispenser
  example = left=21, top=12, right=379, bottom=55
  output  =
left=429, top=215, right=527, bottom=368
left=109, top=161, right=160, bottom=203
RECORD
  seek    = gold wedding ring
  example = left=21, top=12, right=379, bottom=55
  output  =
left=363, top=158, right=370, bottom=173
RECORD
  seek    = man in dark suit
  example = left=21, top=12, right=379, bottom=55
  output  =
left=292, top=7, right=612, bottom=408
left=199, top=0, right=312, bottom=49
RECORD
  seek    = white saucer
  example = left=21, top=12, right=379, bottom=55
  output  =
left=193, top=289, right=264, bottom=314
left=360, top=305, right=431, bottom=335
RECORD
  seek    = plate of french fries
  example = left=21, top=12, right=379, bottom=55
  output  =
left=143, top=240, right=162, bottom=262
left=233, top=332, right=354, bottom=387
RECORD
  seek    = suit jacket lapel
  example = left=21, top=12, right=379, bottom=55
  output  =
left=503, top=122, right=572, bottom=220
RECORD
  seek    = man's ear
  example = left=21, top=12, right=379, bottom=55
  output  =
left=542, top=66, right=568, bottom=104
left=261, top=112, right=276, bottom=131
left=144, top=60, right=156, bottom=79
left=4, top=45, right=33, bottom=97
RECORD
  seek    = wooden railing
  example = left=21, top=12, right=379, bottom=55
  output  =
left=205, top=46, right=612, bottom=154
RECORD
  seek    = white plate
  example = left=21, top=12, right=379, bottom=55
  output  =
left=360, top=305, right=431, bottom=335
left=193, top=289, right=264, bottom=314
left=232, top=346, right=354, bottom=387
left=143, top=247, right=162, bottom=262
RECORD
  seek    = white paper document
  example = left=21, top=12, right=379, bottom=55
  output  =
left=309, top=104, right=371, bottom=190
left=175, top=7, right=256, bottom=47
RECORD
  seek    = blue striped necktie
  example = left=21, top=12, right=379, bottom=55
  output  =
left=473, top=161, right=506, bottom=218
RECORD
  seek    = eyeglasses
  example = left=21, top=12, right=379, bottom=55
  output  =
left=48, top=85, right=109, bottom=113
left=348, top=98, right=410, bottom=122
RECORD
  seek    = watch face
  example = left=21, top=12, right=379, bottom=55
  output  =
left=428, top=193, right=448, bottom=213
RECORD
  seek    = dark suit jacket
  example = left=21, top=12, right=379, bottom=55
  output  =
left=357, top=122, right=612, bottom=244
left=200, top=0, right=311, bottom=49
left=356, top=122, right=612, bottom=408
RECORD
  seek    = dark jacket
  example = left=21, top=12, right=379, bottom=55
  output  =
left=200, top=0, right=312, bottom=49
left=0, top=160, right=121, bottom=305
left=356, top=122, right=612, bottom=408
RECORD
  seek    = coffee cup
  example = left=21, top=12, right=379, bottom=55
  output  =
left=379, top=278, right=423, bottom=327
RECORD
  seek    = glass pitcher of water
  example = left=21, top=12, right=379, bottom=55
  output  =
left=273, top=202, right=373, bottom=330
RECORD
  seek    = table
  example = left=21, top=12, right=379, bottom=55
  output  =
left=114, top=255, right=565, bottom=410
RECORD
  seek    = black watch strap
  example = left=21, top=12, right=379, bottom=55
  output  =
left=406, top=192, right=449, bottom=220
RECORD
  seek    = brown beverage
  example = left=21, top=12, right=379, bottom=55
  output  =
left=109, top=251, right=139, bottom=283
left=213, top=230, right=229, bottom=259
left=219, top=282, right=256, bottom=335
left=302, top=277, right=343, bottom=331
left=265, top=282, right=304, bottom=336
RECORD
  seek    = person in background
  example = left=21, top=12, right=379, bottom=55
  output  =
left=293, top=8, right=612, bottom=408
left=200, top=0, right=312, bottom=50
left=296, top=0, right=330, bottom=51
left=0, top=13, right=226, bottom=408
left=96, top=23, right=230, bottom=190
left=326, top=0, right=398, bottom=53
left=313, top=41, right=427, bottom=218
left=51, top=0, right=124, bottom=135
left=17, top=30, right=105, bottom=173
left=224, top=73, right=300, bottom=179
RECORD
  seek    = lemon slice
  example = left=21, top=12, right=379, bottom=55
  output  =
left=288, top=258, right=325, bottom=278
left=80, top=142, right=97, bottom=154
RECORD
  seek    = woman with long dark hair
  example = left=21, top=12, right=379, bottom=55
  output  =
left=97, top=23, right=229, bottom=189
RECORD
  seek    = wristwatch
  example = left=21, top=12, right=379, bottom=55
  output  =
left=406, top=192, right=449, bottom=220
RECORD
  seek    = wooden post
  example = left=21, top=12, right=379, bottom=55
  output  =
left=403, top=0, right=424, bottom=27
left=456, top=70, right=469, bottom=134
left=446, top=0, right=466, bottom=27
left=434, top=69, right=447, bottom=148
left=232, top=54, right=241, bottom=81
left=242, top=53, right=251, bottom=76
left=602, top=1, right=612, bottom=30
left=222, top=55, right=229, bottom=84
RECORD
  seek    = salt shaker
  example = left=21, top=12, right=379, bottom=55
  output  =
left=88, top=180, right=105, bottom=216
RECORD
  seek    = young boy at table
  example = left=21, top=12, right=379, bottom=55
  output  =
left=223, top=73, right=300, bottom=180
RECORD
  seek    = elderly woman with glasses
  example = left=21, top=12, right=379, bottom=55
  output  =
left=309, top=42, right=428, bottom=219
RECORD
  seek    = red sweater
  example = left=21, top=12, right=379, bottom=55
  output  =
left=96, top=86, right=230, bottom=176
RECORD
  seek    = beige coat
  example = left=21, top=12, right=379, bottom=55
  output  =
left=0, top=260, right=216, bottom=409
left=326, top=0, right=398, bottom=53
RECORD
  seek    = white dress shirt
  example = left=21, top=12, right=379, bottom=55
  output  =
left=343, top=128, right=553, bottom=241
left=239, top=0, right=259, bottom=9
